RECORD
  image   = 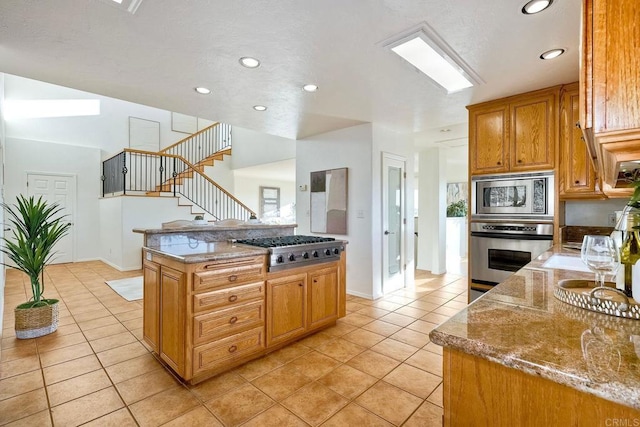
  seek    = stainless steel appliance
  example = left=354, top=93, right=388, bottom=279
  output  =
left=470, top=222, right=553, bottom=301
left=472, top=171, right=554, bottom=220
left=236, top=235, right=345, bottom=272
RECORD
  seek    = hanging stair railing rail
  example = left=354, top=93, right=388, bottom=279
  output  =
left=161, top=122, right=231, bottom=165
left=101, top=149, right=255, bottom=221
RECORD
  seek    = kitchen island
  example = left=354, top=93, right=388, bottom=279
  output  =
left=137, top=225, right=347, bottom=385
left=430, top=246, right=640, bottom=426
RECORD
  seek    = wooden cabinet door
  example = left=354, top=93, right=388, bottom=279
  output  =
left=469, top=104, right=509, bottom=174
left=142, top=259, right=160, bottom=353
left=308, top=265, right=339, bottom=330
left=266, top=273, right=307, bottom=346
left=510, top=91, right=556, bottom=172
left=160, top=265, right=186, bottom=376
left=560, top=84, right=603, bottom=199
left=592, top=0, right=640, bottom=134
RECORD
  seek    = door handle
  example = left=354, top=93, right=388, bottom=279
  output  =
left=384, top=230, right=391, bottom=235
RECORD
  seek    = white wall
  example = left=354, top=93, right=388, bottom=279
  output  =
left=0, top=74, right=5, bottom=344
left=4, top=74, right=194, bottom=156
left=297, top=124, right=374, bottom=298
left=5, top=138, right=102, bottom=263
left=234, top=176, right=296, bottom=221
left=417, top=148, right=447, bottom=274
left=231, top=127, right=296, bottom=170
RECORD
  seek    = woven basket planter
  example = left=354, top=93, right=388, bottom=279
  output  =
left=15, top=301, right=59, bottom=339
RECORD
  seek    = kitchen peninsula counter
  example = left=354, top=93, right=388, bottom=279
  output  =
left=430, top=246, right=640, bottom=425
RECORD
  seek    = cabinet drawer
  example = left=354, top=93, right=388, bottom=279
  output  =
left=193, top=281, right=265, bottom=312
left=193, top=257, right=265, bottom=292
left=193, top=301, right=264, bottom=345
left=193, top=326, right=264, bottom=375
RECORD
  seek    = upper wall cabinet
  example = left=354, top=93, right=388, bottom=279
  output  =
left=559, top=83, right=605, bottom=199
left=580, top=0, right=640, bottom=195
left=469, top=87, right=559, bottom=176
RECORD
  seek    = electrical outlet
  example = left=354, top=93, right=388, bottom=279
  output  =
left=608, top=213, right=617, bottom=226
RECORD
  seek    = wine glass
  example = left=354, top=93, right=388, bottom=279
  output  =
left=581, top=235, right=620, bottom=288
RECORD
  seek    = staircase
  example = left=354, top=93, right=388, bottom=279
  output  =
left=101, top=123, right=256, bottom=221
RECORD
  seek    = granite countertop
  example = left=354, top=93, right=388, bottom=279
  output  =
left=134, top=223, right=296, bottom=235
left=144, top=238, right=268, bottom=263
left=429, top=245, right=640, bottom=410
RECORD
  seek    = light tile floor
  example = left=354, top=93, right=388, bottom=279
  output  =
left=0, top=261, right=468, bottom=426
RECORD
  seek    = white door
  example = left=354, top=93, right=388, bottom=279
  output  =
left=26, top=173, right=76, bottom=264
left=382, top=154, right=406, bottom=294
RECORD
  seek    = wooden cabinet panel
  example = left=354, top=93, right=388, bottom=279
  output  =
left=468, top=87, right=558, bottom=176
left=193, top=256, right=265, bottom=292
left=159, top=265, right=186, bottom=376
left=193, top=301, right=264, bottom=345
left=193, top=327, right=264, bottom=375
left=469, top=104, right=509, bottom=175
left=193, top=281, right=264, bottom=313
left=591, top=0, right=640, bottom=134
left=142, top=260, right=160, bottom=353
left=443, top=347, right=640, bottom=426
left=308, top=265, right=339, bottom=330
left=559, top=83, right=603, bottom=199
left=266, top=273, right=307, bottom=346
left=510, top=93, right=556, bottom=171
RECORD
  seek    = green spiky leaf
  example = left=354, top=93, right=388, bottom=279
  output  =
left=1, top=195, right=72, bottom=304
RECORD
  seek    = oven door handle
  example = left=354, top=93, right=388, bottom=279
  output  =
left=470, top=232, right=553, bottom=241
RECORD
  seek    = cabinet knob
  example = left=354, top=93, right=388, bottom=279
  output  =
left=228, top=294, right=238, bottom=302
left=575, top=180, right=580, bottom=184
left=517, top=159, right=522, bottom=163
left=299, top=282, right=303, bottom=287
left=313, top=279, right=318, bottom=283
left=229, top=316, right=238, bottom=324
left=228, top=275, right=238, bottom=282
left=497, top=161, right=501, bottom=165
left=228, top=345, right=238, bottom=353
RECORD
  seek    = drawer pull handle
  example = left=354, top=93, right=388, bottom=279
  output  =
left=229, top=345, right=238, bottom=353
left=228, top=275, right=238, bottom=282
left=228, top=295, right=238, bottom=302
left=203, top=264, right=216, bottom=270
left=229, top=316, right=238, bottom=324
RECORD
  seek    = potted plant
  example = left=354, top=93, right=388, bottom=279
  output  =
left=1, top=195, right=71, bottom=339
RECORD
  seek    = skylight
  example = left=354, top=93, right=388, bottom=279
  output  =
left=383, top=23, right=481, bottom=94
left=4, top=99, right=101, bottom=120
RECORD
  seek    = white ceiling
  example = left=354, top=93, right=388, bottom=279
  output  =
left=0, top=0, right=580, bottom=143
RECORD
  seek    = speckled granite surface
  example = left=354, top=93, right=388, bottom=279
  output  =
left=429, top=246, right=640, bottom=410
left=134, top=224, right=297, bottom=246
left=144, top=239, right=268, bottom=263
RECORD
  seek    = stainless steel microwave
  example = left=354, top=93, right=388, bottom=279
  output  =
left=471, top=171, right=555, bottom=220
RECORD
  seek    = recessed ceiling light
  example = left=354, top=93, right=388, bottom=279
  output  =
left=195, top=87, right=211, bottom=95
left=540, top=48, right=565, bottom=60
left=302, top=84, right=319, bottom=92
left=522, top=0, right=553, bottom=14
left=239, top=57, right=261, bottom=68
left=253, top=105, right=267, bottom=111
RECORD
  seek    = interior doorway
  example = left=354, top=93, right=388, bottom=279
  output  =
left=26, top=172, right=76, bottom=264
left=382, top=153, right=406, bottom=294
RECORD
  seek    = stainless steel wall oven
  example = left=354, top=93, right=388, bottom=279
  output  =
left=470, top=171, right=555, bottom=301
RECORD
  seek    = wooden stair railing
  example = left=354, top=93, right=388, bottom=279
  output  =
left=101, top=148, right=255, bottom=220
left=160, top=122, right=232, bottom=166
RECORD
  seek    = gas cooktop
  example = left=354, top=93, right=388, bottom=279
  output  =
left=236, top=235, right=344, bottom=271
left=236, top=235, right=336, bottom=248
